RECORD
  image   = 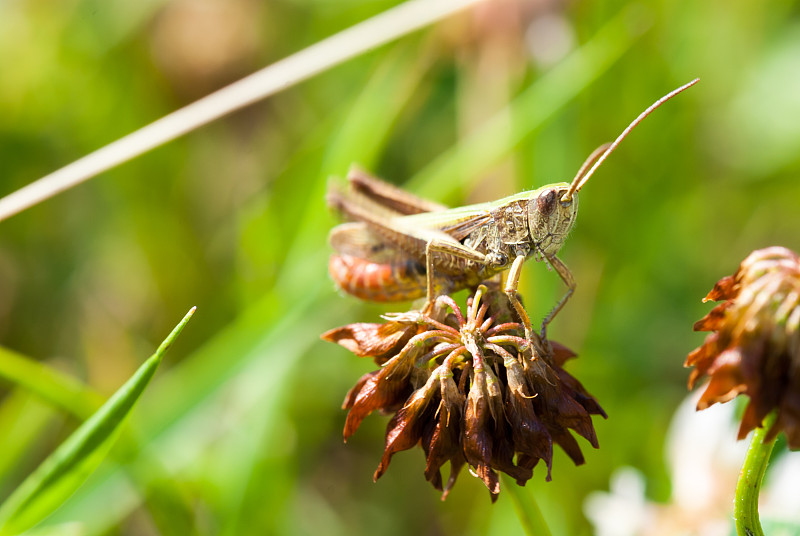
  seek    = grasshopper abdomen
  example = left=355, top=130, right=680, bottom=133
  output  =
left=329, top=254, right=429, bottom=302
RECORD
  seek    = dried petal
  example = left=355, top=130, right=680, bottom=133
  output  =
left=343, top=370, right=378, bottom=410
left=422, top=374, right=466, bottom=499
left=703, top=274, right=737, bottom=302
left=526, top=357, right=599, bottom=450
left=498, top=348, right=553, bottom=478
left=321, top=320, right=419, bottom=364
left=463, top=366, right=500, bottom=499
left=505, top=383, right=553, bottom=480
left=375, top=376, right=437, bottom=480
left=693, top=302, right=730, bottom=332
left=550, top=341, right=577, bottom=367
left=695, top=349, right=745, bottom=410
left=490, top=420, right=533, bottom=486
left=556, top=368, right=608, bottom=419
left=343, top=356, right=414, bottom=440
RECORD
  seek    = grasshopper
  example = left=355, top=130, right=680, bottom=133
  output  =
left=327, top=79, right=698, bottom=343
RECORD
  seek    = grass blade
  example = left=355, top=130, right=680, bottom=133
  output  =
left=0, top=347, right=103, bottom=421
left=0, top=307, right=196, bottom=535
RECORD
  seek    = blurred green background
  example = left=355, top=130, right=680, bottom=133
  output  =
left=1, top=0, right=800, bottom=534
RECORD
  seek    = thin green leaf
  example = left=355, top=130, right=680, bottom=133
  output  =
left=0, top=347, right=103, bottom=421
left=0, top=307, right=196, bottom=536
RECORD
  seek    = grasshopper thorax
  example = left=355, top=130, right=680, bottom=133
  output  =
left=527, top=182, right=578, bottom=257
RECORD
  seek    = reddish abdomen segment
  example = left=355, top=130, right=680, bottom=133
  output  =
left=329, top=254, right=427, bottom=302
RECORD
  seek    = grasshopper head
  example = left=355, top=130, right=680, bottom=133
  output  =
left=527, top=182, right=578, bottom=257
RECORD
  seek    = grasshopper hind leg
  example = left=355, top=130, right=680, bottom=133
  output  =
left=423, top=238, right=487, bottom=314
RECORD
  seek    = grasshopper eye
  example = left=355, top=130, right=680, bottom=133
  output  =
left=537, top=188, right=557, bottom=216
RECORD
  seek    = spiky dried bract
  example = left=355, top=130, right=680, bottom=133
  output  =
left=321, top=286, right=606, bottom=501
left=687, top=246, right=800, bottom=448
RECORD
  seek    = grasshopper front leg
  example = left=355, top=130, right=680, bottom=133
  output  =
left=504, top=255, right=546, bottom=354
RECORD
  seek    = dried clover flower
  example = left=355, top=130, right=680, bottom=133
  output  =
left=322, top=285, right=606, bottom=501
left=687, top=246, right=800, bottom=448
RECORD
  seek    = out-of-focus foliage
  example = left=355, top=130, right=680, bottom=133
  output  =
left=0, top=0, right=799, bottom=534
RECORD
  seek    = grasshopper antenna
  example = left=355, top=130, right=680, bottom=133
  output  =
left=561, top=78, right=700, bottom=204
left=568, top=142, right=612, bottom=191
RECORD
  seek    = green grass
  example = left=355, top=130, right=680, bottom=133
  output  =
left=1, top=0, right=799, bottom=534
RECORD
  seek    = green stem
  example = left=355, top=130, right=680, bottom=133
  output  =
left=501, top=474, right=552, bottom=536
left=734, top=411, right=778, bottom=536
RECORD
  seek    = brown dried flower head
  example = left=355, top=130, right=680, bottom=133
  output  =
left=687, top=246, right=800, bottom=448
left=322, top=285, right=606, bottom=501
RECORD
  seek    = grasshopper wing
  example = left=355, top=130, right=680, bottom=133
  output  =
left=346, top=166, right=447, bottom=215
left=328, top=185, right=444, bottom=260
left=328, top=174, right=495, bottom=272
left=328, top=222, right=404, bottom=264
left=398, top=203, right=494, bottom=243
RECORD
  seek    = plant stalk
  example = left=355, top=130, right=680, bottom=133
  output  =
left=734, top=411, right=778, bottom=536
left=502, top=474, right=552, bottom=536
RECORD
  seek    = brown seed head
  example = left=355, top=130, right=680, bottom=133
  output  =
left=687, top=246, right=800, bottom=448
left=322, top=285, right=606, bottom=501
